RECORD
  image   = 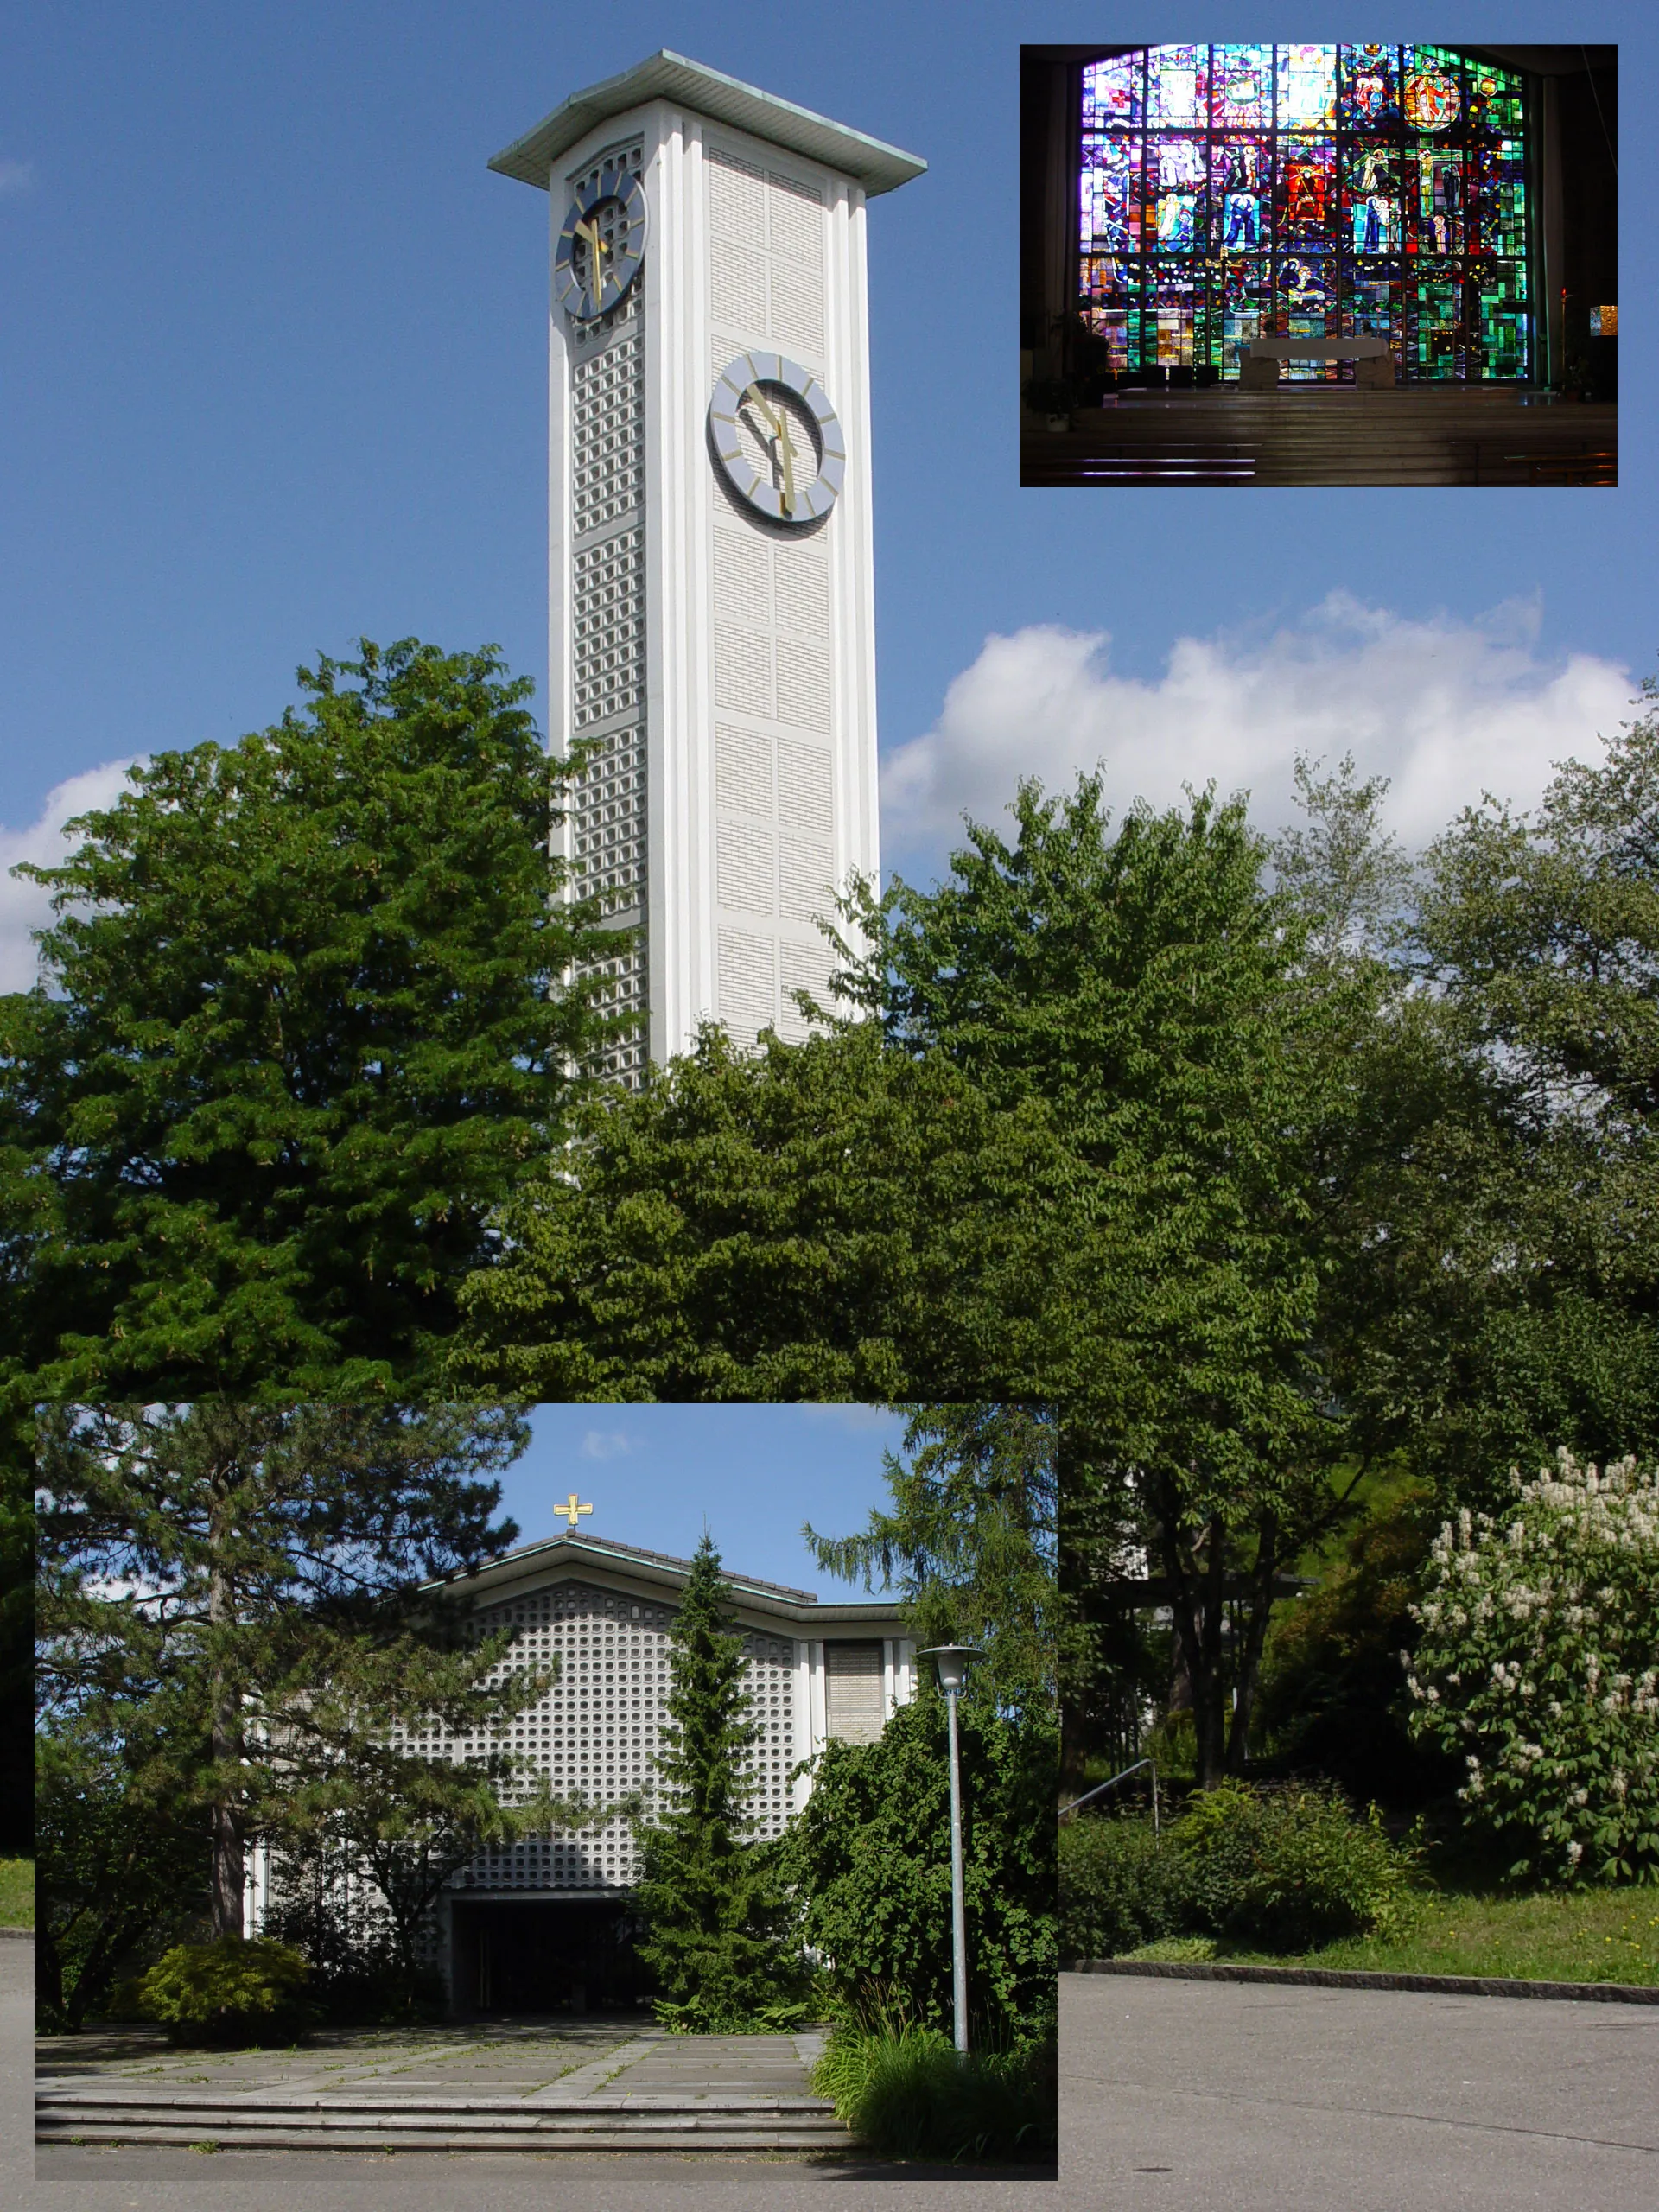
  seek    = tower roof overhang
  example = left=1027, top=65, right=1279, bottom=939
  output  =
left=488, top=49, right=927, bottom=197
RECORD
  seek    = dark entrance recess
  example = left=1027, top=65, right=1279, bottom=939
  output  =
left=449, top=1897, right=651, bottom=2018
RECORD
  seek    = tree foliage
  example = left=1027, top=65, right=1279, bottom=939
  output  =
left=631, top=1535, right=799, bottom=2025
left=451, top=1019, right=1074, bottom=1403
left=0, top=639, right=617, bottom=1398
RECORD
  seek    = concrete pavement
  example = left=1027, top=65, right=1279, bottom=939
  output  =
left=1060, top=1968, right=1659, bottom=2210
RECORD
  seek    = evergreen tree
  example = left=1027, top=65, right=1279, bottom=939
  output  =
left=632, top=1535, right=799, bottom=2026
left=804, top=1405, right=1058, bottom=1725
left=35, top=1402, right=547, bottom=1948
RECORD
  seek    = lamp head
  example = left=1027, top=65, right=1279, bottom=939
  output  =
left=919, top=1643, right=982, bottom=1694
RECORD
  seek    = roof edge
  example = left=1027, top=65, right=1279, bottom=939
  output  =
left=487, top=49, right=926, bottom=196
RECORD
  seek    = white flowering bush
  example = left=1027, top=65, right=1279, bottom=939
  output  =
left=1408, top=1450, right=1659, bottom=1885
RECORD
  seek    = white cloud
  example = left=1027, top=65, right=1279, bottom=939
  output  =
left=881, top=594, right=1635, bottom=861
left=798, top=1404, right=904, bottom=1433
left=0, top=158, right=35, bottom=196
left=580, top=1428, right=634, bottom=1461
left=0, top=760, right=140, bottom=993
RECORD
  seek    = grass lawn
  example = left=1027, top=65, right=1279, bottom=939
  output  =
left=1129, top=1886, right=1659, bottom=1986
left=0, top=1859, right=34, bottom=1931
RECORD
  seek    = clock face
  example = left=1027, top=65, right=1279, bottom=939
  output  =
left=554, top=165, right=647, bottom=324
left=708, top=353, right=845, bottom=526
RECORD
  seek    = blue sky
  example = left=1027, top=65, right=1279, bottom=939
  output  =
left=497, top=1404, right=910, bottom=1599
left=1, top=3, right=1649, bottom=979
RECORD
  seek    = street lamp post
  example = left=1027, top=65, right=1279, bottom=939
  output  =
left=919, top=1644, right=982, bottom=2056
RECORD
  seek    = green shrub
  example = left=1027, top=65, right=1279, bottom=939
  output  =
left=1058, top=1815, right=1179, bottom=1959
left=1059, top=1787, right=1418, bottom=1957
left=812, top=2027, right=1056, bottom=2164
left=137, top=1936, right=315, bottom=2046
left=785, top=1696, right=1056, bottom=2044
left=1172, top=1782, right=1418, bottom=1950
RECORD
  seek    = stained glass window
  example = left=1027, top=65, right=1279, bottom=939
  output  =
left=1077, top=44, right=1531, bottom=383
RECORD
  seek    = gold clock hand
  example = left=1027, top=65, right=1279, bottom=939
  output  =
left=575, top=216, right=610, bottom=295
left=740, top=384, right=798, bottom=516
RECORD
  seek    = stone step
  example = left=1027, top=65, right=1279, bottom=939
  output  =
left=36, top=2120, right=848, bottom=2154
left=35, top=2088, right=850, bottom=2153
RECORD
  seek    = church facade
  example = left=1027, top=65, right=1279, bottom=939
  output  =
left=488, top=54, right=925, bottom=1077
left=247, top=1529, right=915, bottom=2016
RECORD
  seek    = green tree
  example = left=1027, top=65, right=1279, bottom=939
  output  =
left=35, top=1717, right=209, bottom=2031
left=849, top=779, right=1354, bottom=1787
left=804, top=1405, right=1058, bottom=1723
left=1402, top=684, right=1659, bottom=1496
left=0, top=1415, right=29, bottom=1854
left=275, top=1740, right=605, bottom=2007
left=35, top=1402, right=543, bottom=1942
left=786, top=1694, right=1057, bottom=2044
left=0, top=639, right=619, bottom=1399
left=451, top=1019, right=1075, bottom=1404
left=631, top=1535, right=798, bottom=2025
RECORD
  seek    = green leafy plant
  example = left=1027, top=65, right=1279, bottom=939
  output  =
left=1061, top=1786, right=1418, bottom=1958
left=1408, top=1450, right=1659, bottom=1885
left=812, top=2027, right=1056, bottom=2164
left=785, top=1693, right=1057, bottom=2045
left=137, top=1936, right=315, bottom=2046
left=652, top=1993, right=810, bottom=2034
left=1058, top=1812, right=1180, bottom=1959
left=1172, top=1781, right=1418, bottom=1949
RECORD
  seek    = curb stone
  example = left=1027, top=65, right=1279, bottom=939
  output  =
left=1066, top=1959, right=1659, bottom=2005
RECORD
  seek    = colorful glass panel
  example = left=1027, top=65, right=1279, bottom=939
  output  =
left=1279, top=141, right=1334, bottom=243
left=1217, top=257, right=1271, bottom=375
left=1343, top=145, right=1401, bottom=255
left=1211, top=45, right=1273, bottom=131
left=1147, top=44, right=1207, bottom=128
left=1081, top=136, right=1135, bottom=253
left=1471, top=144, right=1526, bottom=258
left=1077, top=45, right=1531, bottom=384
left=1147, top=133, right=1204, bottom=251
left=1277, top=45, right=1337, bottom=130
left=1410, top=149, right=1466, bottom=256
left=1145, top=260, right=1205, bottom=365
left=1340, top=45, right=1401, bottom=133
left=1082, top=50, right=1141, bottom=132
left=1081, top=256, right=1135, bottom=372
left=1278, top=251, right=1337, bottom=381
left=1403, top=59, right=1461, bottom=133
left=1213, top=139, right=1270, bottom=251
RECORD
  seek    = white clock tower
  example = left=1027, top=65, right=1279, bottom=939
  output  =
left=491, top=53, right=925, bottom=1078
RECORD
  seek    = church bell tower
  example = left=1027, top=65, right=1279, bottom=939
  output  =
left=490, top=53, right=925, bottom=1077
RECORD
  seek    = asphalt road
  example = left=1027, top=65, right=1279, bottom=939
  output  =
left=16, top=1943, right=1659, bottom=2209
left=1060, top=1968, right=1659, bottom=2211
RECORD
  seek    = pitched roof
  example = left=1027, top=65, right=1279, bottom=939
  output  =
left=429, top=1529, right=906, bottom=1633
left=487, top=50, right=926, bottom=197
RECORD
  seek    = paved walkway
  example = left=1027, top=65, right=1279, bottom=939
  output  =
left=1063, top=1969, right=1659, bottom=2210
left=35, top=2013, right=648, bottom=2101
left=35, top=2012, right=842, bottom=2154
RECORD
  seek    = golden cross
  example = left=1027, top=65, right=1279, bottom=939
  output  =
left=556, top=1492, right=594, bottom=1530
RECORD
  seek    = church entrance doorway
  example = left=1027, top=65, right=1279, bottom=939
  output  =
left=449, top=1897, right=650, bottom=2018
